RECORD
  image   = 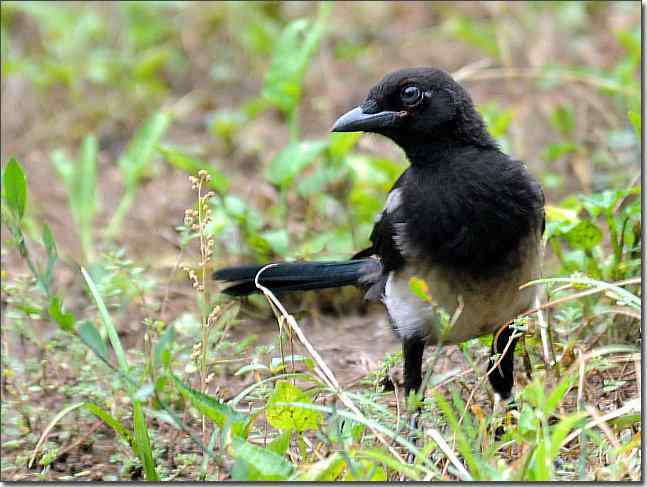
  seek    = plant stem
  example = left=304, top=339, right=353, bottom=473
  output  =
left=197, top=179, right=209, bottom=445
left=105, top=189, right=136, bottom=241
left=288, top=108, right=299, bottom=142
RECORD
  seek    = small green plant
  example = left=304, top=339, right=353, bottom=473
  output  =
left=2, top=158, right=75, bottom=333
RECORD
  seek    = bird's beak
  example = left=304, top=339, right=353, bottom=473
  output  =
left=331, top=106, right=405, bottom=132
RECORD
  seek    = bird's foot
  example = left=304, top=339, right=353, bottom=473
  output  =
left=406, top=412, right=420, bottom=464
left=494, top=396, right=518, bottom=441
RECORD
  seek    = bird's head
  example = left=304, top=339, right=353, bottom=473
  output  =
left=331, top=67, right=496, bottom=155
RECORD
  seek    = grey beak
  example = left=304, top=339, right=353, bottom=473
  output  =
left=331, top=106, right=404, bottom=132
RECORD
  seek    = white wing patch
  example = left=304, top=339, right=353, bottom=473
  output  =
left=392, top=222, right=415, bottom=257
left=374, top=188, right=402, bottom=224
left=384, top=188, right=403, bottom=213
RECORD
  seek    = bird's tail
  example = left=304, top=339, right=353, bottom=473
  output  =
left=213, top=259, right=375, bottom=297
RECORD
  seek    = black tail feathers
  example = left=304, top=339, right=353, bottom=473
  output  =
left=213, top=259, right=376, bottom=296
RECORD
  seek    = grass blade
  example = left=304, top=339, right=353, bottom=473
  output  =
left=77, top=135, right=97, bottom=260
left=524, top=276, right=641, bottom=310
left=118, top=112, right=171, bottom=188
left=81, top=266, right=129, bottom=375
left=84, top=402, right=135, bottom=449
left=106, top=112, right=171, bottom=239
left=29, top=402, right=85, bottom=468
left=133, top=399, right=159, bottom=481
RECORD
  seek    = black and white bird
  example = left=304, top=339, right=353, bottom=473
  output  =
left=214, top=67, right=545, bottom=410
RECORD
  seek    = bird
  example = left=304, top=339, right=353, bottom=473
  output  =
left=214, top=67, right=545, bottom=429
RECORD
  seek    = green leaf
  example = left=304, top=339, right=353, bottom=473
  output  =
left=230, top=436, right=294, bottom=481
left=408, top=276, right=432, bottom=302
left=42, top=223, right=58, bottom=290
left=545, top=376, right=574, bottom=417
left=77, top=320, right=110, bottom=365
left=209, top=109, right=247, bottom=142
left=51, top=135, right=97, bottom=261
left=545, top=204, right=578, bottom=224
left=549, top=412, right=587, bottom=460
left=231, top=458, right=259, bottom=481
left=270, top=354, right=315, bottom=373
left=343, top=459, right=387, bottom=481
left=628, top=111, right=641, bottom=138
left=133, top=399, right=159, bottom=481
left=328, top=132, right=362, bottom=161
left=267, top=430, right=291, bottom=457
left=266, top=381, right=323, bottom=432
left=478, top=102, right=513, bottom=139
left=42, top=223, right=57, bottom=258
left=83, top=402, right=134, bottom=448
left=294, top=451, right=346, bottom=481
left=234, top=363, right=269, bottom=376
left=581, top=190, right=624, bottom=217
left=562, top=220, right=603, bottom=250
left=260, top=229, right=290, bottom=257
left=264, top=140, right=327, bottom=187
left=262, top=4, right=330, bottom=113
left=432, top=391, right=481, bottom=478
left=526, top=277, right=641, bottom=310
left=154, top=324, right=175, bottom=368
left=135, top=383, right=155, bottom=401
left=118, top=112, right=171, bottom=188
left=48, top=296, right=75, bottom=333
left=531, top=439, right=551, bottom=480
left=173, top=374, right=249, bottom=437
left=443, top=16, right=499, bottom=58
left=269, top=401, right=433, bottom=474
left=542, top=142, right=578, bottom=162
left=517, top=404, right=539, bottom=439
left=51, top=149, right=74, bottom=184
left=608, top=413, right=641, bottom=430
left=357, top=448, right=422, bottom=480
left=297, top=164, right=345, bottom=197
left=521, top=379, right=545, bottom=409
left=2, top=156, right=27, bottom=220
left=78, top=135, right=98, bottom=224
left=158, top=145, right=229, bottom=193
left=550, top=105, right=576, bottom=135
left=76, top=135, right=98, bottom=258
left=81, top=267, right=129, bottom=374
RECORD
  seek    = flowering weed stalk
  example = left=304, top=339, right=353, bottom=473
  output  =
left=183, top=170, right=218, bottom=445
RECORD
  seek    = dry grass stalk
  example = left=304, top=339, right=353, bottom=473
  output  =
left=252, top=264, right=408, bottom=465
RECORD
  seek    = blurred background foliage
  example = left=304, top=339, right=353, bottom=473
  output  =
left=0, top=1, right=641, bottom=481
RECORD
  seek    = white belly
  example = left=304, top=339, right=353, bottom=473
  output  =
left=382, top=233, right=543, bottom=344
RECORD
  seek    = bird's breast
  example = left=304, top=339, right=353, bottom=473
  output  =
left=382, top=230, right=543, bottom=345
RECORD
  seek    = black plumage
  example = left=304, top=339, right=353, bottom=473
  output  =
left=214, top=259, right=377, bottom=296
left=214, top=67, right=545, bottom=415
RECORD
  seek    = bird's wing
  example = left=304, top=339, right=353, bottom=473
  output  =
left=368, top=199, right=407, bottom=274
left=537, top=182, right=546, bottom=236
left=354, top=171, right=410, bottom=300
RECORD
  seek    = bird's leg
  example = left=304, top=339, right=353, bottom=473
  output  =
left=403, top=338, right=425, bottom=463
left=488, top=324, right=519, bottom=439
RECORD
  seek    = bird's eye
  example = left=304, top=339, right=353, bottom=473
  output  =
left=400, top=85, right=422, bottom=106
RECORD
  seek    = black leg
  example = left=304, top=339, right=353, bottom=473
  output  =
left=403, top=338, right=425, bottom=398
left=489, top=325, right=519, bottom=441
left=488, top=324, right=518, bottom=400
left=403, top=338, right=424, bottom=464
